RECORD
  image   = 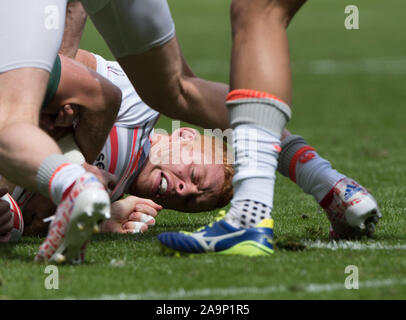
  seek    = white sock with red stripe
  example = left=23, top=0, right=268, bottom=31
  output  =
left=277, top=135, right=345, bottom=204
left=225, top=89, right=291, bottom=228
left=37, top=154, right=86, bottom=205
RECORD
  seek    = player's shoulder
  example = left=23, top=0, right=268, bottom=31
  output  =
left=91, top=52, right=123, bottom=76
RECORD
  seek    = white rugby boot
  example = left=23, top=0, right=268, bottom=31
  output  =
left=319, top=177, right=382, bottom=240
left=35, top=172, right=111, bottom=264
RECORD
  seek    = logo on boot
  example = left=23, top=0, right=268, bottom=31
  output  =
left=344, top=183, right=362, bottom=201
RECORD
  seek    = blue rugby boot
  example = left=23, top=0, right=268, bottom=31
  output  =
left=157, top=211, right=274, bottom=256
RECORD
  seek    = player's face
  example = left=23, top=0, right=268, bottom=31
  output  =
left=132, top=129, right=225, bottom=212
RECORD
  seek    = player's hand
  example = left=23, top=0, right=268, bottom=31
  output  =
left=101, top=196, right=162, bottom=234
left=0, top=187, right=13, bottom=243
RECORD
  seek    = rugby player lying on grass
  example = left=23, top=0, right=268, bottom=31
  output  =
left=0, top=50, right=380, bottom=244
left=0, top=49, right=233, bottom=241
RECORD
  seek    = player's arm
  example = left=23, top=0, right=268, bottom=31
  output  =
left=59, top=1, right=87, bottom=58
left=45, top=55, right=122, bottom=163
left=118, top=36, right=230, bottom=131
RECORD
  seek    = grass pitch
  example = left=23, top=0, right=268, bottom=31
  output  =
left=1, top=0, right=406, bottom=300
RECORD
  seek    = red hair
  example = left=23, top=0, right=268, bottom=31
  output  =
left=200, top=135, right=234, bottom=209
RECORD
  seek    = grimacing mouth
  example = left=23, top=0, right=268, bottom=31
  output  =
left=155, top=171, right=169, bottom=199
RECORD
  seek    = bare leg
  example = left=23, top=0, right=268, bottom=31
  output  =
left=0, top=68, right=62, bottom=190
left=81, top=0, right=230, bottom=130
left=0, top=1, right=111, bottom=264
left=0, top=0, right=70, bottom=194
left=59, top=1, right=88, bottom=59
left=230, top=0, right=306, bottom=102
left=118, top=37, right=230, bottom=130
left=224, top=0, right=307, bottom=229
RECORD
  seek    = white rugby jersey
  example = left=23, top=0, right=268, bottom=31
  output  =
left=92, top=54, right=159, bottom=201
left=13, top=53, right=160, bottom=207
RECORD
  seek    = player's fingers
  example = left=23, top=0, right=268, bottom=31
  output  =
left=0, top=202, right=11, bottom=220
left=128, top=212, right=155, bottom=225
left=123, top=221, right=149, bottom=233
left=120, top=196, right=162, bottom=212
left=0, top=210, right=13, bottom=235
left=0, top=220, right=13, bottom=235
left=134, top=198, right=162, bottom=211
left=122, top=221, right=148, bottom=234
left=134, top=204, right=159, bottom=217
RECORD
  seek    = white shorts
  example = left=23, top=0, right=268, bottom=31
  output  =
left=80, top=0, right=175, bottom=57
left=0, top=0, right=67, bottom=73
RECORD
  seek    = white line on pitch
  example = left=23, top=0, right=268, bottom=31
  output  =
left=303, top=240, right=406, bottom=251
left=191, top=58, right=406, bottom=75
left=307, top=58, right=406, bottom=75
left=70, top=278, right=406, bottom=300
